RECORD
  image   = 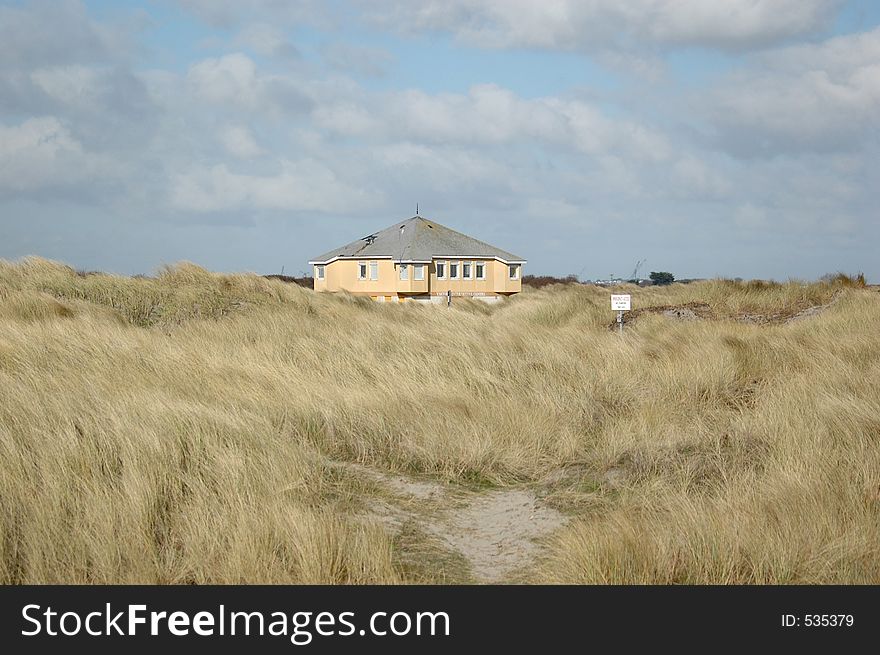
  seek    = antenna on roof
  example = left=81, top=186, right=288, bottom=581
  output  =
left=416, top=203, right=419, bottom=216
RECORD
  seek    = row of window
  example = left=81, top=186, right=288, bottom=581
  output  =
left=439, top=262, right=521, bottom=280
left=435, top=260, right=487, bottom=280
left=315, top=262, right=520, bottom=281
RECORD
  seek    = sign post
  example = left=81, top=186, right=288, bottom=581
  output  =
left=611, top=294, right=631, bottom=334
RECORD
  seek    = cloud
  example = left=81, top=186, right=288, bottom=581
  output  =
left=0, top=117, right=92, bottom=193
left=375, top=142, right=512, bottom=191
left=317, top=83, right=673, bottom=161
left=186, top=53, right=313, bottom=115
left=170, top=159, right=383, bottom=213
left=234, top=23, right=300, bottom=60
left=28, top=65, right=158, bottom=149
left=321, top=43, right=393, bottom=77
left=176, top=0, right=332, bottom=29
left=706, top=26, right=880, bottom=156
left=669, top=155, right=732, bottom=199
left=365, top=0, right=841, bottom=53
left=219, top=126, right=266, bottom=159
left=0, top=0, right=131, bottom=70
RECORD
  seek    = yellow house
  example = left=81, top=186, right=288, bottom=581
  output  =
left=309, top=216, right=525, bottom=303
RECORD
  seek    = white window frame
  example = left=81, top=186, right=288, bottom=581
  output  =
left=369, top=261, right=378, bottom=281
left=414, top=264, right=424, bottom=281
left=315, top=265, right=325, bottom=280
left=399, top=263, right=409, bottom=281
left=449, top=261, right=459, bottom=279
left=358, top=262, right=367, bottom=280
left=509, top=264, right=519, bottom=280
left=475, top=262, right=485, bottom=280
left=436, top=261, right=446, bottom=279
left=463, top=261, right=472, bottom=279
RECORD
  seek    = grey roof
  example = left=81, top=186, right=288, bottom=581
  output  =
left=309, top=216, right=525, bottom=263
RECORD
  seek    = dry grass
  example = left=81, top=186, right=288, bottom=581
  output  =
left=1, top=257, right=878, bottom=583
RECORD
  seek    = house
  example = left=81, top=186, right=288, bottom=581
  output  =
left=308, top=216, right=525, bottom=302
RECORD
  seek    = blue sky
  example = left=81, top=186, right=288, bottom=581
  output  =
left=1, top=0, right=878, bottom=280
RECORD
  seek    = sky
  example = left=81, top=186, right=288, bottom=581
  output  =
left=0, top=0, right=878, bottom=280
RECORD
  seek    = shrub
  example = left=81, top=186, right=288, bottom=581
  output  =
left=649, top=271, right=675, bottom=285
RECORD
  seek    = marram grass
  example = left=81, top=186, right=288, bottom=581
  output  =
left=0, top=257, right=877, bottom=583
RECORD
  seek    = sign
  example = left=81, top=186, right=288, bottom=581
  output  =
left=611, top=294, right=631, bottom=311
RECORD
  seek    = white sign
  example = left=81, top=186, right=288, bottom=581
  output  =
left=611, top=294, right=631, bottom=311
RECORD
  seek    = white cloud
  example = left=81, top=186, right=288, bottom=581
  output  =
left=186, top=53, right=313, bottom=115
left=312, top=102, right=381, bottom=136
left=366, top=0, right=840, bottom=52
left=317, top=83, right=672, bottom=160
left=321, top=43, right=393, bottom=77
left=375, top=142, right=511, bottom=191
left=0, top=0, right=125, bottom=69
left=733, top=203, right=770, bottom=230
left=170, top=159, right=383, bottom=212
left=234, top=23, right=300, bottom=59
left=219, top=125, right=266, bottom=158
left=0, top=116, right=94, bottom=192
left=187, top=53, right=260, bottom=106
left=176, top=0, right=331, bottom=29
left=30, top=65, right=102, bottom=106
left=707, top=27, right=880, bottom=155
left=670, top=155, right=731, bottom=198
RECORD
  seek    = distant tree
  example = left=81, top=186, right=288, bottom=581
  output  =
left=522, top=274, right=580, bottom=289
left=649, top=271, right=675, bottom=286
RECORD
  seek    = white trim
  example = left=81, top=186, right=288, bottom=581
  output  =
left=413, top=263, right=425, bottom=281
left=369, top=260, right=378, bottom=281
left=308, top=255, right=526, bottom=265
left=398, top=263, right=409, bottom=280
left=315, top=264, right=325, bottom=280
left=308, top=255, right=429, bottom=265
left=449, top=261, right=460, bottom=279
left=475, top=262, right=485, bottom=280
left=357, top=261, right=367, bottom=280
left=436, top=261, right=447, bottom=280
left=462, top=261, right=473, bottom=280
left=432, top=256, right=527, bottom=265
left=508, top=264, right=520, bottom=280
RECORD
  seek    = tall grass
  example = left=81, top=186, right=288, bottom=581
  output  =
left=1, top=258, right=877, bottom=583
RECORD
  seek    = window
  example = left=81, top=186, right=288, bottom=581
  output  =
left=399, top=263, right=408, bottom=280
left=315, top=265, right=325, bottom=280
left=509, top=264, right=519, bottom=280
left=475, top=262, right=485, bottom=280
left=463, top=262, right=472, bottom=279
left=369, top=261, right=378, bottom=281
left=358, top=262, right=367, bottom=280
left=414, top=264, right=424, bottom=281
left=449, top=262, right=459, bottom=279
left=436, top=261, right=446, bottom=279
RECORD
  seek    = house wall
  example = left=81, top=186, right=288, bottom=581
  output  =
left=492, top=260, right=523, bottom=295
left=314, top=258, right=522, bottom=297
left=314, top=259, right=397, bottom=295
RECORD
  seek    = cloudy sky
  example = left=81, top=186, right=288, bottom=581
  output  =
left=0, top=0, right=878, bottom=280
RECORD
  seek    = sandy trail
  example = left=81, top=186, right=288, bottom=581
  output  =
left=328, top=461, right=566, bottom=583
